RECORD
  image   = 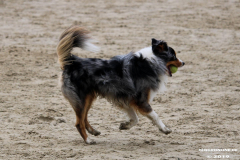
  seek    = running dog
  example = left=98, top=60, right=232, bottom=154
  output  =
left=57, top=26, right=185, bottom=144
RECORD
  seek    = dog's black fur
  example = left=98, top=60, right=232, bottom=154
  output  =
left=62, top=51, right=167, bottom=106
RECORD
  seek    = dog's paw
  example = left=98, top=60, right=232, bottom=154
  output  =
left=87, top=127, right=101, bottom=136
left=119, top=122, right=130, bottom=130
left=85, top=138, right=96, bottom=145
left=93, top=130, right=101, bottom=136
left=159, top=126, right=172, bottom=135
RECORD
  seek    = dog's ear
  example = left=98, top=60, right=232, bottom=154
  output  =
left=152, top=39, right=168, bottom=53
left=152, top=38, right=158, bottom=45
left=152, top=38, right=160, bottom=50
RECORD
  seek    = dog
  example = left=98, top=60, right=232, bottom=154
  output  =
left=57, top=26, right=185, bottom=144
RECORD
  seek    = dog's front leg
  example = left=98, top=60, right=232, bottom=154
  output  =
left=133, top=99, right=172, bottom=135
left=147, top=110, right=172, bottom=134
left=119, top=107, right=139, bottom=130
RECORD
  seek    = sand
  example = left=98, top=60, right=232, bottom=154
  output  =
left=0, top=0, right=240, bottom=159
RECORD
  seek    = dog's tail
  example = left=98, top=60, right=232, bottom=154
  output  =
left=57, top=26, right=99, bottom=70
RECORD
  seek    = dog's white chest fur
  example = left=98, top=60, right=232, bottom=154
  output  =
left=149, top=75, right=168, bottom=103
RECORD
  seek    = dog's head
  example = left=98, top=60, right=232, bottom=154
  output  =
left=152, top=38, right=185, bottom=77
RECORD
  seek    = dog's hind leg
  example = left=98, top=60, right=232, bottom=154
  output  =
left=84, top=94, right=101, bottom=136
left=75, top=108, right=93, bottom=144
left=74, top=95, right=97, bottom=144
left=62, top=86, right=96, bottom=144
left=85, top=119, right=101, bottom=136
left=119, top=106, right=139, bottom=130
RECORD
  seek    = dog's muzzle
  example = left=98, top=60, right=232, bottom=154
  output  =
left=178, top=58, right=185, bottom=67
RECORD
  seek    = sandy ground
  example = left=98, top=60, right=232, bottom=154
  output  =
left=0, top=0, right=240, bottom=159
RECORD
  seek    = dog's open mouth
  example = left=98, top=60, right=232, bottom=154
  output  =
left=167, top=66, right=172, bottom=77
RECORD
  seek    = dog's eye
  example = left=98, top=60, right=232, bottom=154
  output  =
left=169, top=56, right=177, bottom=61
left=170, top=57, right=175, bottom=61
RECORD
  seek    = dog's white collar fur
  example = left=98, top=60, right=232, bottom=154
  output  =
left=149, top=75, right=168, bottom=103
left=134, top=46, right=156, bottom=60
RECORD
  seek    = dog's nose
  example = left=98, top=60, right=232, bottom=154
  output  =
left=182, top=62, right=185, bottom=66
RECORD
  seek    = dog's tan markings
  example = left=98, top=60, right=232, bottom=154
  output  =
left=156, top=43, right=167, bottom=52
left=166, top=59, right=182, bottom=68
left=74, top=94, right=98, bottom=144
left=158, top=44, right=164, bottom=51
left=75, top=109, right=89, bottom=144
left=129, top=99, right=152, bottom=116
left=147, top=89, right=151, bottom=103
left=84, top=93, right=101, bottom=136
left=59, top=26, right=89, bottom=41
left=57, top=26, right=90, bottom=70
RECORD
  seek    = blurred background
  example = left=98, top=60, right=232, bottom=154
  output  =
left=0, top=0, right=239, bottom=159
